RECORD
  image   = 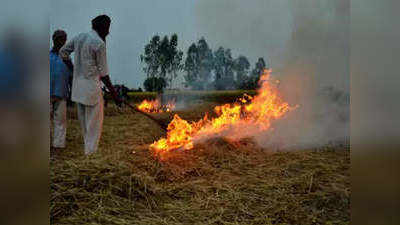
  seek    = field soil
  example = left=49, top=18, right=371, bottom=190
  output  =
left=51, top=103, right=350, bottom=225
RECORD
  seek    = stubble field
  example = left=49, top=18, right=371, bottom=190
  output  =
left=50, top=99, right=350, bottom=225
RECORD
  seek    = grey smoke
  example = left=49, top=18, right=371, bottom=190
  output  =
left=194, top=0, right=350, bottom=149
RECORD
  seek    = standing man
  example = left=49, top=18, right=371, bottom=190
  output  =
left=50, top=30, right=73, bottom=150
left=60, top=15, right=121, bottom=155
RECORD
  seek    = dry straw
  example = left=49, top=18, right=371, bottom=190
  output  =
left=51, top=104, right=349, bottom=225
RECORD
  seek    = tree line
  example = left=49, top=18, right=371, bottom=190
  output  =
left=140, top=34, right=268, bottom=92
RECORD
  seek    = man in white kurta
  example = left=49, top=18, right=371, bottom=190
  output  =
left=60, top=15, right=120, bottom=154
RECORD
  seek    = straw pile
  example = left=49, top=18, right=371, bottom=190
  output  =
left=51, top=104, right=350, bottom=225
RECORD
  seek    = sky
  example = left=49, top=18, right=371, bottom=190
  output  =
left=50, top=0, right=293, bottom=89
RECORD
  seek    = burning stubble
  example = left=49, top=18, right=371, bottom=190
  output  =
left=138, top=99, right=176, bottom=113
left=150, top=70, right=297, bottom=158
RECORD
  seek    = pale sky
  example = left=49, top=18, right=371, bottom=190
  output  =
left=50, top=0, right=293, bottom=89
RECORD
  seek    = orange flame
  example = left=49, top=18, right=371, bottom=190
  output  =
left=150, top=69, right=296, bottom=156
left=138, top=99, right=176, bottom=113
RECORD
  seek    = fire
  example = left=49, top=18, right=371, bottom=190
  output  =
left=165, top=101, right=176, bottom=112
left=137, top=99, right=176, bottom=113
left=150, top=69, right=296, bottom=156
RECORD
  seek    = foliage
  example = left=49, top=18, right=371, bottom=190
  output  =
left=183, top=43, right=199, bottom=87
left=184, top=38, right=214, bottom=90
left=231, top=57, right=268, bottom=90
left=247, top=57, right=267, bottom=89
left=234, top=55, right=251, bottom=89
left=213, top=47, right=235, bottom=90
left=143, top=77, right=166, bottom=92
left=140, top=34, right=183, bottom=90
left=140, top=35, right=160, bottom=78
left=140, top=34, right=271, bottom=91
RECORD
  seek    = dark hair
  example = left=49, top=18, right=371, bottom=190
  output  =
left=52, top=30, right=67, bottom=41
left=91, top=15, right=111, bottom=31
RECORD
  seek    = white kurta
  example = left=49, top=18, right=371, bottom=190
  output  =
left=60, top=30, right=109, bottom=154
left=60, top=30, right=109, bottom=106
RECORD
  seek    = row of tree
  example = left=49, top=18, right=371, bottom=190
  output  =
left=140, top=34, right=268, bottom=92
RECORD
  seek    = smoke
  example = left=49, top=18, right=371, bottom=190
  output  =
left=265, top=0, right=349, bottom=149
left=195, top=0, right=350, bottom=149
left=194, top=0, right=292, bottom=68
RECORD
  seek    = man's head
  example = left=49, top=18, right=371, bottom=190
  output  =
left=52, top=30, right=67, bottom=52
left=92, top=15, right=111, bottom=41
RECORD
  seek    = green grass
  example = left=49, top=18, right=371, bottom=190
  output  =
left=51, top=104, right=350, bottom=225
left=126, top=92, right=158, bottom=102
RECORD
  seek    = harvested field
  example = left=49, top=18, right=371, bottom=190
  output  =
left=51, top=103, right=350, bottom=225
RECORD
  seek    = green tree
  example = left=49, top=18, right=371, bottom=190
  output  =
left=213, top=47, right=235, bottom=90
left=184, top=43, right=200, bottom=88
left=168, top=34, right=184, bottom=86
left=224, top=49, right=235, bottom=89
left=197, top=38, right=214, bottom=88
left=140, top=34, right=183, bottom=92
left=157, top=34, right=183, bottom=88
left=143, top=77, right=166, bottom=92
left=184, top=38, right=214, bottom=90
left=234, top=55, right=251, bottom=89
left=248, top=57, right=267, bottom=89
left=213, top=47, right=225, bottom=89
left=140, top=35, right=160, bottom=78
